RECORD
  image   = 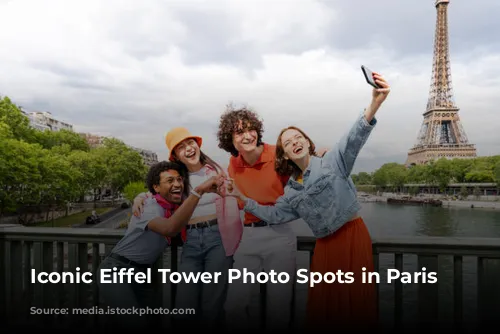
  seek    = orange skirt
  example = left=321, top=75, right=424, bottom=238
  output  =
left=306, top=217, right=377, bottom=330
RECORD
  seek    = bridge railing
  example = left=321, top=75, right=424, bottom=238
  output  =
left=1, top=225, right=500, bottom=329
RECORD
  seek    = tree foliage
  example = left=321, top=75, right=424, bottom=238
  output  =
left=351, top=155, right=500, bottom=190
left=123, top=181, right=148, bottom=203
left=0, top=96, right=149, bottom=219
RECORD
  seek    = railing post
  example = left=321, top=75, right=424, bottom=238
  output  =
left=394, top=253, right=403, bottom=329
left=77, top=243, right=88, bottom=310
left=477, top=257, right=486, bottom=329
left=90, top=242, right=101, bottom=328
left=170, top=242, right=178, bottom=308
left=67, top=243, right=77, bottom=324
left=41, top=241, right=54, bottom=326
left=417, top=255, right=439, bottom=327
left=153, top=251, right=164, bottom=308
left=453, top=255, right=462, bottom=331
left=260, top=281, right=266, bottom=329
left=55, top=241, right=64, bottom=325
left=477, top=257, right=500, bottom=329
left=372, top=249, right=380, bottom=319
left=0, top=238, right=6, bottom=323
left=23, top=241, right=33, bottom=318
left=10, top=241, right=23, bottom=324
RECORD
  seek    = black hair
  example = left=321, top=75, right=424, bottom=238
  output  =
left=146, top=161, right=190, bottom=198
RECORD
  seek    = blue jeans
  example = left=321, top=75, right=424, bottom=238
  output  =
left=174, top=223, right=233, bottom=330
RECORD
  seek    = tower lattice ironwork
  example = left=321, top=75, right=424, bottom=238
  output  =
left=406, top=0, right=476, bottom=166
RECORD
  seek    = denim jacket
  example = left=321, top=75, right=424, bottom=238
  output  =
left=243, top=112, right=376, bottom=238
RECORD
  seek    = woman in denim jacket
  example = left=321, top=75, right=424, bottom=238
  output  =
left=132, top=127, right=242, bottom=331
left=226, top=72, right=390, bottom=330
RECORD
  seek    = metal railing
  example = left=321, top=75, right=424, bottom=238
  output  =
left=1, top=225, right=500, bottom=329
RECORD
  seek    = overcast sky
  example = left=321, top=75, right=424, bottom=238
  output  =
left=0, top=0, right=499, bottom=173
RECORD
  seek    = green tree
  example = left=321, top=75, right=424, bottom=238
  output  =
left=0, top=96, right=36, bottom=142
left=0, top=95, right=151, bottom=221
left=36, top=149, right=81, bottom=222
left=372, top=163, right=407, bottom=192
left=0, top=138, right=43, bottom=219
left=464, top=158, right=495, bottom=183
left=35, top=129, right=90, bottom=151
left=494, top=162, right=500, bottom=190
left=449, top=158, right=473, bottom=183
left=356, top=172, right=372, bottom=185
left=473, top=186, right=481, bottom=199
left=408, top=186, right=419, bottom=196
left=427, top=159, right=452, bottom=192
left=407, top=164, right=428, bottom=183
left=123, top=181, right=147, bottom=203
left=95, top=138, right=148, bottom=201
left=372, top=167, right=388, bottom=189
left=459, top=186, right=468, bottom=199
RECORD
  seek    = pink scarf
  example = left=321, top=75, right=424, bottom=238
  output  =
left=153, top=193, right=184, bottom=244
left=151, top=165, right=242, bottom=255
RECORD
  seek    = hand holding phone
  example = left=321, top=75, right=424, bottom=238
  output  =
left=361, top=65, right=381, bottom=89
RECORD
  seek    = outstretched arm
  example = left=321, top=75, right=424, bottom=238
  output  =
left=243, top=196, right=299, bottom=224
left=146, top=175, right=225, bottom=236
left=323, top=72, right=390, bottom=177
left=133, top=191, right=205, bottom=237
left=147, top=190, right=205, bottom=236
left=225, top=179, right=299, bottom=224
left=323, top=112, right=376, bottom=178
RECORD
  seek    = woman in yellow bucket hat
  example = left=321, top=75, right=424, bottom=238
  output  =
left=132, top=127, right=242, bottom=330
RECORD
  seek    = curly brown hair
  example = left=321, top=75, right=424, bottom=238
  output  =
left=216, top=104, right=264, bottom=157
left=275, top=126, right=316, bottom=177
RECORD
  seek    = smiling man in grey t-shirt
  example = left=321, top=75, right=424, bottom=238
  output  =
left=97, top=160, right=224, bottom=329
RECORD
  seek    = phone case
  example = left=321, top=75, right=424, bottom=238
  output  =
left=361, top=65, right=379, bottom=88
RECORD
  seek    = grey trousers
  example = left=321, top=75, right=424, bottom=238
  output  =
left=96, top=255, right=159, bottom=329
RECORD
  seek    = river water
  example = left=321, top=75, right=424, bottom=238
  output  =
left=289, top=201, right=500, bottom=238
left=288, top=202, right=500, bottom=329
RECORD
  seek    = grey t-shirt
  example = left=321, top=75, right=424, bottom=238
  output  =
left=111, top=197, right=169, bottom=265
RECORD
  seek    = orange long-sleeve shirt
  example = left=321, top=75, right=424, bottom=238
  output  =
left=228, top=143, right=290, bottom=225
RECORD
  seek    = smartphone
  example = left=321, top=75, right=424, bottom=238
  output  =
left=361, top=65, right=380, bottom=88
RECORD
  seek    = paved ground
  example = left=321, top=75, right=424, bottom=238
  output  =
left=94, top=209, right=131, bottom=229
left=80, top=208, right=131, bottom=229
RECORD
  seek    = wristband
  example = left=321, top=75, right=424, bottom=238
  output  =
left=190, top=189, right=201, bottom=198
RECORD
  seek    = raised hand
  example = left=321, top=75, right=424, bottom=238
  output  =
left=316, top=147, right=329, bottom=157
left=223, top=178, right=245, bottom=201
left=132, top=194, right=148, bottom=217
left=196, top=174, right=226, bottom=196
left=371, top=72, right=390, bottom=106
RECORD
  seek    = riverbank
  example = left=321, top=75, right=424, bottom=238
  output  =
left=442, top=200, right=500, bottom=210
left=357, top=192, right=499, bottom=210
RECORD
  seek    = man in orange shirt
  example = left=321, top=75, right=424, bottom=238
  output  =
left=216, top=106, right=298, bottom=332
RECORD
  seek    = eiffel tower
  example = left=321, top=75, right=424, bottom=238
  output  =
left=406, top=0, right=476, bottom=166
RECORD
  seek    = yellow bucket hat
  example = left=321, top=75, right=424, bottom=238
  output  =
left=165, top=127, right=203, bottom=161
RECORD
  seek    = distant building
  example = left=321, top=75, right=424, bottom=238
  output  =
left=79, top=133, right=159, bottom=167
left=79, top=133, right=104, bottom=148
left=131, top=147, right=159, bottom=167
left=25, top=111, right=73, bottom=132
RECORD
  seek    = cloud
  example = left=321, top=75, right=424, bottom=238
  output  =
left=0, top=0, right=498, bottom=173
